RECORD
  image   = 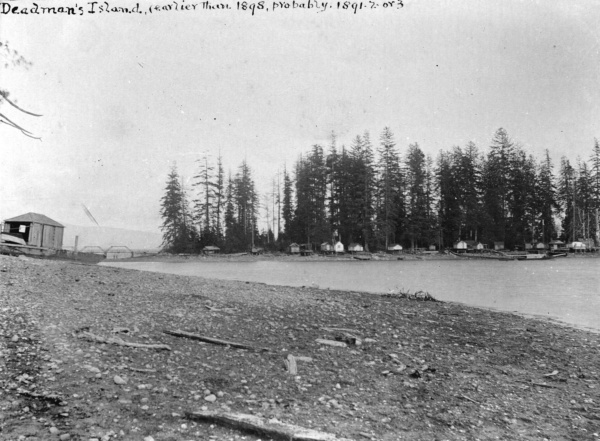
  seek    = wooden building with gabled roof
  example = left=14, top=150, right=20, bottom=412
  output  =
left=2, top=212, right=64, bottom=253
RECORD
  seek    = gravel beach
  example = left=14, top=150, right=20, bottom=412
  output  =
left=0, top=254, right=599, bottom=441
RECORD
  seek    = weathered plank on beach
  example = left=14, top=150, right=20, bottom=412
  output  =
left=77, top=331, right=171, bottom=351
left=163, top=329, right=268, bottom=352
left=458, top=394, right=481, bottom=405
left=315, top=338, right=347, bottom=348
left=185, top=410, right=353, bottom=441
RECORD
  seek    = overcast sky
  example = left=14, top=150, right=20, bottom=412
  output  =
left=1, top=0, right=599, bottom=233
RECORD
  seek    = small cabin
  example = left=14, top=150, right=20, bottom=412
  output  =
left=287, top=243, right=300, bottom=254
left=2, top=212, right=64, bottom=255
left=535, top=242, right=547, bottom=250
left=251, top=246, right=264, bottom=255
left=334, top=241, right=344, bottom=254
left=494, top=241, right=505, bottom=251
left=549, top=240, right=564, bottom=250
left=320, top=242, right=333, bottom=254
left=348, top=243, right=364, bottom=254
left=387, top=244, right=403, bottom=254
left=428, top=244, right=437, bottom=251
left=454, top=240, right=468, bottom=252
left=463, top=240, right=476, bottom=250
left=299, top=244, right=313, bottom=256
left=202, top=245, right=220, bottom=255
left=570, top=241, right=586, bottom=251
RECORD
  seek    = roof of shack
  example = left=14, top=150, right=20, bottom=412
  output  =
left=4, top=212, right=64, bottom=228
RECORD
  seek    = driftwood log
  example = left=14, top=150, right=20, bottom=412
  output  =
left=18, top=390, right=64, bottom=405
left=76, top=331, right=171, bottom=351
left=163, top=329, right=268, bottom=352
left=315, top=339, right=347, bottom=348
left=185, top=410, right=353, bottom=441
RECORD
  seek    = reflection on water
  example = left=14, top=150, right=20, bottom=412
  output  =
left=102, top=258, right=600, bottom=332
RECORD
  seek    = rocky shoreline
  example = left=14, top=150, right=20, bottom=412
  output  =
left=1, top=254, right=599, bottom=440
left=118, top=250, right=599, bottom=265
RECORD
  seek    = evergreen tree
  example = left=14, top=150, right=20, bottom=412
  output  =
left=535, top=150, right=558, bottom=243
left=453, top=143, right=483, bottom=242
left=212, top=155, right=225, bottom=243
left=423, top=154, right=438, bottom=246
left=507, top=149, right=537, bottom=246
left=192, top=153, right=215, bottom=246
left=557, top=157, right=576, bottom=242
left=575, top=159, right=593, bottom=240
left=281, top=166, right=294, bottom=242
left=404, top=143, right=429, bottom=249
left=160, top=166, right=194, bottom=253
left=326, top=133, right=341, bottom=244
left=375, top=127, right=404, bottom=249
left=294, top=145, right=329, bottom=247
left=223, top=173, right=240, bottom=252
left=482, top=128, right=515, bottom=246
left=356, top=131, right=376, bottom=250
left=590, top=139, right=600, bottom=244
left=233, top=160, right=259, bottom=249
left=436, top=150, right=460, bottom=248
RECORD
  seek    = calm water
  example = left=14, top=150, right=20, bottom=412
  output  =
left=101, top=258, right=600, bottom=332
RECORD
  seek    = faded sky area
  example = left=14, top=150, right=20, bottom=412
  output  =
left=1, top=0, right=599, bottom=233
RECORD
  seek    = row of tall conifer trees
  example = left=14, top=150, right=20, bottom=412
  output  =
left=160, top=128, right=600, bottom=253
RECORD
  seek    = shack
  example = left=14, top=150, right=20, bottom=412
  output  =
left=494, top=241, right=505, bottom=251
left=387, top=244, right=403, bottom=254
left=464, top=240, right=476, bottom=250
left=320, top=242, right=333, bottom=254
left=2, top=212, right=64, bottom=255
left=251, top=246, right=264, bottom=255
left=299, top=244, right=314, bottom=256
left=348, top=243, right=364, bottom=254
left=453, top=240, right=468, bottom=252
left=287, top=243, right=300, bottom=254
left=202, top=245, right=220, bottom=255
left=334, top=241, right=344, bottom=254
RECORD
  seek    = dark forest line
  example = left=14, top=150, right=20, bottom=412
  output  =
left=159, top=127, right=600, bottom=254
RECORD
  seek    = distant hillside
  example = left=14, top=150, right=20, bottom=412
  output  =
left=62, top=224, right=163, bottom=251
